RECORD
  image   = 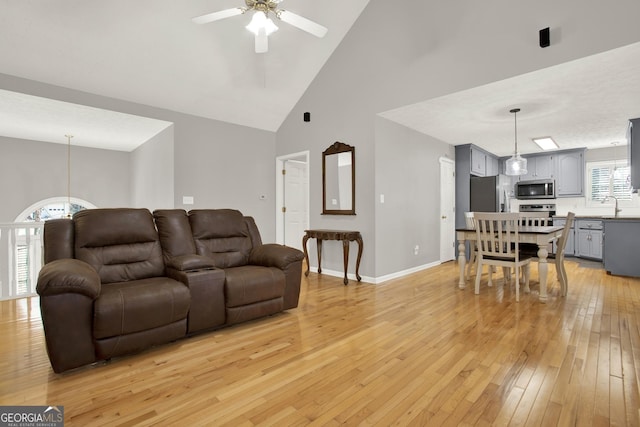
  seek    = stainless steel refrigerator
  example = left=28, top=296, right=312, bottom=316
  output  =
left=470, top=175, right=512, bottom=213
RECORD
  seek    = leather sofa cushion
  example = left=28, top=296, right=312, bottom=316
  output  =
left=93, top=277, right=190, bottom=339
left=74, top=209, right=165, bottom=283
left=153, top=209, right=197, bottom=260
left=189, top=209, right=252, bottom=268
left=224, top=265, right=285, bottom=308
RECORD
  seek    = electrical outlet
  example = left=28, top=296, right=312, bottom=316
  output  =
left=414, top=245, right=419, bottom=255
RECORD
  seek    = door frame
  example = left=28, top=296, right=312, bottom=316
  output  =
left=275, top=151, right=310, bottom=245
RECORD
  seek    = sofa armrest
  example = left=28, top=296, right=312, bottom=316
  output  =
left=36, top=259, right=101, bottom=299
left=165, top=254, right=215, bottom=272
left=36, top=259, right=100, bottom=372
left=249, top=244, right=304, bottom=269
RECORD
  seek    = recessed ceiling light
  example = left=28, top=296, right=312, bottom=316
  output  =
left=532, top=137, right=559, bottom=150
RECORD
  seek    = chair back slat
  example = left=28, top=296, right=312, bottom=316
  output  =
left=474, top=212, right=519, bottom=260
left=464, top=212, right=476, bottom=229
left=518, top=211, right=552, bottom=227
left=557, top=212, right=575, bottom=255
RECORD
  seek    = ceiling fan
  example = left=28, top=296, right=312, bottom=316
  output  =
left=192, top=0, right=328, bottom=53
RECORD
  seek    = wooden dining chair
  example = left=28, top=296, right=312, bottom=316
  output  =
left=464, top=212, right=477, bottom=281
left=473, top=212, right=531, bottom=302
left=520, top=212, right=575, bottom=297
left=518, top=211, right=552, bottom=227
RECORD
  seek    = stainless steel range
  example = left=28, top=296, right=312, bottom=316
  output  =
left=519, top=203, right=556, bottom=217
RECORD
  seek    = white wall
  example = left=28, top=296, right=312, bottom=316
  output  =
left=276, top=0, right=640, bottom=279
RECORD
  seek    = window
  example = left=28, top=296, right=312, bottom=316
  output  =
left=587, top=161, right=633, bottom=204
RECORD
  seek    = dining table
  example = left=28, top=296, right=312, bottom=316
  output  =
left=456, top=224, right=565, bottom=303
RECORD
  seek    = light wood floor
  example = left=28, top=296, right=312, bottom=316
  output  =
left=1, top=259, right=640, bottom=426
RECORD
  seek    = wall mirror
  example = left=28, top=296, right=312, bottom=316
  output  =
left=322, top=141, right=355, bottom=215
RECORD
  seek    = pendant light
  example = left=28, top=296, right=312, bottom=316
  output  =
left=505, top=108, right=528, bottom=176
left=65, top=134, right=73, bottom=218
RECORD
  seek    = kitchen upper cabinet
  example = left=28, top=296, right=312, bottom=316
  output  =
left=556, top=149, right=585, bottom=196
left=629, top=118, right=640, bottom=191
left=519, top=154, right=556, bottom=181
left=486, top=156, right=499, bottom=177
left=576, top=219, right=603, bottom=260
left=470, top=146, right=487, bottom=176
left=462, top=144, right=498, bottom=177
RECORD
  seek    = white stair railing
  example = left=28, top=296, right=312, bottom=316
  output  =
left=0, top=222, right=44, bottom=300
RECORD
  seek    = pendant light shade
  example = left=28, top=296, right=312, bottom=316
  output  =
left=505, top=108, right=527, bottom=176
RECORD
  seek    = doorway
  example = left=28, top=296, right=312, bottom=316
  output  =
left=440, top=157, right=456, bottom=262
left=276, top=151, right=309, bottom=250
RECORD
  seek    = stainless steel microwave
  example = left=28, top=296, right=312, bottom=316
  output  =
left=515, top=179, right=556, bottom=199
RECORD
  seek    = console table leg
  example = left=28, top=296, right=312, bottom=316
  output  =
left=342, top=239, right=350, bottom=285
left=302, top=234, right=310, bottom=277
left=316, top=239, right=323, bottom=274
left=355, top=236, right=363, bottom=282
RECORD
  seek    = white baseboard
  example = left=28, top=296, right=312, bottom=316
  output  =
left=305, top=261, right=442, bottom=285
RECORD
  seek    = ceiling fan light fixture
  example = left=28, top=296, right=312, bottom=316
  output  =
left=505, top=108, right=528, bottom=176
left=246, top=11, right=278, bottom=36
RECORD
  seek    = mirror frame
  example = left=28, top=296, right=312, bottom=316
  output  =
left=322, top=141, right=356, bottom=215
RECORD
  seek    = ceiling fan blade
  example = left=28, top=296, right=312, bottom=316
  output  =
left=255, top=31, right=269, bottom=53
left=192, top=8, right=244, bottom=25
left=278, top=10, right=328, bottom=38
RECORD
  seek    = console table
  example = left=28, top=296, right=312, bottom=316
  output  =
left=302, top=229, right=363, bottom=285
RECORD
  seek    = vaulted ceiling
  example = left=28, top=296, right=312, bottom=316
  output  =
left=2, top=1, right=640, bottom=157
left=0, top=0, right=369, bottom=149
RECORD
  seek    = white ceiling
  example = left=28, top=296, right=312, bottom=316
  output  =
left=1, top=2, right=640, bottom=155
left=0, top=0, right=369, bottom=138
left=0, top=89, right=172, bottom=151
left=380, top=41, right=640, bottom=157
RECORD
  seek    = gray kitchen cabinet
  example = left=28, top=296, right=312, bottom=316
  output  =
left=576, top=219, right=603, bottom=260
left=603, top=219, right=640, bottom=277
left=556, top=149, right=585, bottom=196
left=628, top=118, right=640, bottom=191
left=470, top=146, right=487, bottom=176
left=553, top=217, right=575, bottom=256
left=486, top=156, right=500, bottom=177
left=519, top=154, right=556, bottom=181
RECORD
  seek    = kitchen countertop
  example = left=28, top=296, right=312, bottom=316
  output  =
left=553, top=215, right=640, bottom=220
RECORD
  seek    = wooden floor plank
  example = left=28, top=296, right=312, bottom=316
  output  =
left=1, top=259, right=640, bottom=426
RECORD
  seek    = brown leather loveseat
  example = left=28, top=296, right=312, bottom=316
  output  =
left=36, top=208, right=304, bottom=373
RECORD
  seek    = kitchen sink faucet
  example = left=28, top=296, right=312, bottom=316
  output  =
left=602, top=195, right=622, bottom=217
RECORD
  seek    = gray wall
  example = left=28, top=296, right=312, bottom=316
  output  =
left=131, top=125, right=174, bottom=212
left=0, top=73, right=277, bottom=239
left=276, top=0, right=640, bottom=279
left=0, top=136, right=130, bottom=222
left=375, top=118, right=455, bottom=277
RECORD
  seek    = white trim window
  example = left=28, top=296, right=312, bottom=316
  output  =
left=586, top=161, right=634, bottom=206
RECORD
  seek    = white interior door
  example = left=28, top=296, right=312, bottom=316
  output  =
left=283, top=159, right=308, bottom=250
left=440, top=158, right=456, bottom=262
left=276, top=152, right=309, bottom=250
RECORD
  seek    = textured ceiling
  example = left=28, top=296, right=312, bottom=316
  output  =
left=380, top=42, right=640, bottom=157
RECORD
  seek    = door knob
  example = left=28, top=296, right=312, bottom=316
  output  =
left=441, top=215, right=447, bottom=219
